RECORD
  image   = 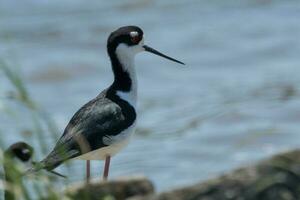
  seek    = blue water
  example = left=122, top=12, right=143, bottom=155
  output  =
left=1, top=0, right=300, bottom=192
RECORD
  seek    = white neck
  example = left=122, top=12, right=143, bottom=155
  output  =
left=115, top=44, right=138, bottom=108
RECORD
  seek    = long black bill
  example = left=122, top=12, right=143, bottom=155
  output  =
left=143, top=45, right=185, bottom=65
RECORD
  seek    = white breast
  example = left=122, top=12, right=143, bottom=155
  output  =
left=75, top=123, right=136, bottom=160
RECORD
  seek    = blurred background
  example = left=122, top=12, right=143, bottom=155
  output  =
left=0, top=0, right=300, bottom=192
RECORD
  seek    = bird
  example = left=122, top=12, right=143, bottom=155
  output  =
left=3, top=142, right=65, bottom=200
left=28, top=25, right=185, bottom=182
left=3, top=142, right=34, bottom=200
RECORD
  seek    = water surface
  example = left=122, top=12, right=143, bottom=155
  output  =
left=1, top=0, right=300, bottom=191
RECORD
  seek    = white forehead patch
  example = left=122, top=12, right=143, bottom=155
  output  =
left=130, top=31, right=139, bottom=37
left=22, top=149, right=30, bottom=154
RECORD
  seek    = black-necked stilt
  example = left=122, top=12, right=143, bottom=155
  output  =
left=4, top=142, right=33, bottom=164
left=4, top=142, right=33, bottom=200
left=29, top=25, right=184, bottom=182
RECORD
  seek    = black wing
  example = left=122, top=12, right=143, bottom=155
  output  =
left=41, top=94, right=135, bottom=170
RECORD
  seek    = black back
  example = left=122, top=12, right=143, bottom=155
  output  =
left=41, top=87, right=136, bottom=170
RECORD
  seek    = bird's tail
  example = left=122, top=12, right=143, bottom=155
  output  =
left=48, top=170, right=66, bottom=178
left=26, top=161, right=45, bottom=174
left=26, top=161, right=66, bottom=178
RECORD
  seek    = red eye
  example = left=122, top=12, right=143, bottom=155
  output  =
left=131, top=35, right=140, bottom=44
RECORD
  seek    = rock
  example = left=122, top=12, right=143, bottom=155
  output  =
left=48, top=149, right=300, bottom=200
left=65, top=176, right=154, bottom=200
left=130, top=149, right=300, bottom=200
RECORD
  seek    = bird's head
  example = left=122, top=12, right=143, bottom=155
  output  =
left=4, top=142, right=34, bottom=170
left=107, top=25, right=185, bottom=65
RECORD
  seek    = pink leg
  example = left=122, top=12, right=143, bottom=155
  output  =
left=103, top=155, right=111, bottom=181
left=86, top=160, right=91, bottom=183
